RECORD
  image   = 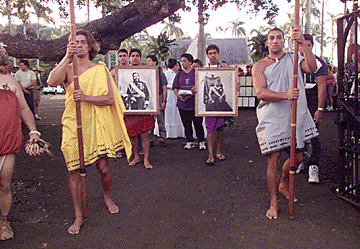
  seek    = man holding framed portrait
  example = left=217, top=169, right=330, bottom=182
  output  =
left=198, top=44, right=239, bottom=165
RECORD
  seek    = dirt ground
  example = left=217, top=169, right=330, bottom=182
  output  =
left=2, top=94, right=360, bottom=249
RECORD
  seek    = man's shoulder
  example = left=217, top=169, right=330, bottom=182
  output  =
left=314, top=56, right=328, bottom=76
left=253, top=58, right=270, bottom=71
left=315, top=55, right=326, bottom=64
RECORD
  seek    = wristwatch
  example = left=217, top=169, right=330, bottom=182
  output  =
left=317, top=108, right=324, bottom=112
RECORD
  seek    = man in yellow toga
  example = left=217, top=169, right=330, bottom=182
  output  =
left=47, top=29, right=131, bottom=235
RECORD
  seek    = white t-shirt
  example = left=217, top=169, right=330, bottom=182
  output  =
left=15, top=70, right=36, bottom=89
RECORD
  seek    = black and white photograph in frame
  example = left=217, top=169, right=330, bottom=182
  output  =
left=115, top=66, right=159, bottom=115
left=195, top=67, right=238, bottom=117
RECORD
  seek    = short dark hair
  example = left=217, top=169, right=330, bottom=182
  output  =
left=267, top=27, right=284, bottom=39
left=303, top=34, right=314, bottom=46
left=180, top=53, right=194, bottom=64
left=118, top=48, right=128, bottom=55
left=206, top=44, right=220, bottom=54
left=19, top=59, right=30, bottom=68
left=72, top=29, right=100, bottom=61
left=146, top=55, right=158, bottom=65
left=167, top=58, right=177, bottom=69
left=193, top=59, right=203, bottom=67
left=129, top=48, right=142, bottom=58
left=0, top=55, right=7, bottom=65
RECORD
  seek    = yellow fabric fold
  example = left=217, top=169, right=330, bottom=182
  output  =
left=61, top=62, right=132, bottom=172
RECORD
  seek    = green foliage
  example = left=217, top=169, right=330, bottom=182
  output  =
left=248, top=29, right=269, bottom=63
left=161, top=18, right=184, bottom=40
left=0, top=22, right=67, bottom=40
left=147, top=32, right=177, bottom=64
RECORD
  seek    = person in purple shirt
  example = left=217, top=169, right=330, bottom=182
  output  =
left=173, top=53, right=206, bottom=150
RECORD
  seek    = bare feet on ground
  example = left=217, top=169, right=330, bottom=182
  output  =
left=278, top=182, right=298, bottom=202
left=104, top=197, right=119, bottom=214
left=129, top=158, right=140, bottom=166
left=266, top=205, right=279, bottom=219
left=144, top=161, right=153, bottom=169
left=68, top=217, right=84, bottom=235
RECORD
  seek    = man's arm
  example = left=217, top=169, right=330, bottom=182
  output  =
left=22, top=78, right=36, bottom=89
left=292, top=28, right=317, bottom=73
left=73, top=68, right=114, bottom=106
left=252, top=61, right=299, bottom=102
left=313, top=75, right=326, bottom=125
left=47, top=41, right=78, bottom=87
left=160, top=70, right=168, bottom=110
left=10, top=76, right=40, bottom=142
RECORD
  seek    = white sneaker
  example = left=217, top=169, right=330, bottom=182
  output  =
left=328, top=106, right=334, bottom=112
left=296, top=161, right=305, bottom=174
left=308, top=165, right=319, bottom=183
left=199, top=141, right=206, bottom=150
left=184, top=142, right=195, bottom=150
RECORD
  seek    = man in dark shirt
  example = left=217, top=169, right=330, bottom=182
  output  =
left=146, top=55, right=168, bottom=147
left=297, top=34, right=327, bottom=184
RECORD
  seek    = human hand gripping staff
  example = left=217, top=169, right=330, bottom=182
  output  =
left=69, top=0, right=88, bottom=221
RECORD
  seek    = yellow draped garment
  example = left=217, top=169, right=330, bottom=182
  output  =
left=61, top=62, right=132, bottom=172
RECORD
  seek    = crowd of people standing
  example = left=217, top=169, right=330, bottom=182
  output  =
left=0, top=26, right=341, bottom=240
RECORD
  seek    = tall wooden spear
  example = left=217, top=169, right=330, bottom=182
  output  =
left=289, top=0, right=301, bottom=219
left=69, top=0, right=89, bottom=220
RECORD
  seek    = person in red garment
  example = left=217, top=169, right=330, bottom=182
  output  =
left=0, top=54, right=40, bottom=240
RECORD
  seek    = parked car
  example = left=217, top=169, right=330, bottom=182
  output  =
left=56, top=86, right=65, bottom=94
left=43, top=86, right=56, bottom=95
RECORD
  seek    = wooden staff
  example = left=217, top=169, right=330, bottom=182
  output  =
left=289, top=0, right=301, bottom=219
left=69, top=0, right=89, bottom=220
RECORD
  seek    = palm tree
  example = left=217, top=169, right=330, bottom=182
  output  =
left=225, top=18, right=246, bottom=38
left=12, top=0, right=54, bottom=38
left=147, top=32, right=176, bottom=65
left=327, top=12, right=341, bottom=63
left=0, top=0, right=15, bottom=34
left=280, top=13, right=294, bottom=51
left=248, top=29, right=269, bottom=63
left=30, top=0, right=54, bottom=39
left=303, top=0, right=321, bottom=34
left=311, top=23, right=329, bottom=55
left=161, top=18, right=184, bottom=40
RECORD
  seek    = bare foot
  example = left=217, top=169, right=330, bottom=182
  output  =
left=104, top=197, right=119, bottom=214
left=278, top=183, right=298, bottom=202
left=129, top=158, right=140, bottom=166
left=144, top=161, right=153, bottom=169
left=0, top=220, right=14, bottom=240
left=266, top=205, right=278, bottom=220
left=68, top=217, right=84, bottom=235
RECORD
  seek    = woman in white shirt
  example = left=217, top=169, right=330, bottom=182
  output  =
left=164, top=59, right=184, bottom=138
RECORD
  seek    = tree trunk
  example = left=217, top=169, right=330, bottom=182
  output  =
left=0, top=0, right=184, bottom=62
left=320, top=0, right=325, bottom=58
left=304, top=0, right=311, bottom=34
left=197, top=0, right=206, bottom=65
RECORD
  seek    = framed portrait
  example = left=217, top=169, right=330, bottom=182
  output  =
left=195, top=67, right=238, bottom=117
left=115, top=66, right=159, bottom=115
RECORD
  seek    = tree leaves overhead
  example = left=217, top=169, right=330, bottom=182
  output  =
left=0, top=0, right=282, bottom=61
left=1, top=0, right=185, bottom=61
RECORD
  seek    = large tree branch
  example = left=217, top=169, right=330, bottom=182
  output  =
left=0, top=0, right=185, bottom=62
